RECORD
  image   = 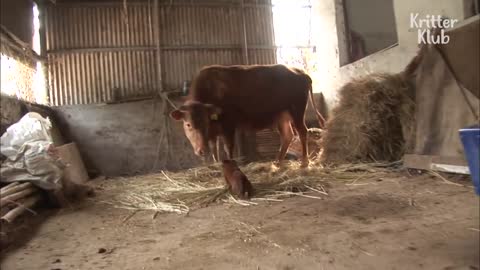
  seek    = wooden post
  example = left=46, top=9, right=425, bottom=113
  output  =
left=0, top=186, right=38, bottom=208
left=56, top=143, right=89, bottom=184
left=1, top=194, right=42, bottom=223
left=0, top=183, right=33, bottom=198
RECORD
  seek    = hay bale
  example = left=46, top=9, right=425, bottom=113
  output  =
left=320, top=73, right=415, bottom=164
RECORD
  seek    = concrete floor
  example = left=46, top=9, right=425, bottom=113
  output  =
left=1, top=172, right=478, bottom=270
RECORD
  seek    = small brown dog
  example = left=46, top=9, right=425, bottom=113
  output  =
left=222, top=160, right=254, bottom=199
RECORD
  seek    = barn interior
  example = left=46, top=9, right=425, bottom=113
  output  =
left=0, top=0, right=479, bottom=269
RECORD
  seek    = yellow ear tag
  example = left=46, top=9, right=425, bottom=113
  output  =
left=210, top=114, right=218, bottom=121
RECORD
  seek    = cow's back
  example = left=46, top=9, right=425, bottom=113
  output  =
left=189, top=65, right=310, bottom=129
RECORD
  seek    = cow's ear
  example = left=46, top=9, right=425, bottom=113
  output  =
left=170, top=110, right=184, bottom=121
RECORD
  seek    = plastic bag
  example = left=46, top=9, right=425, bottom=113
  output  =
left=0, top=112, right=63, bottom=190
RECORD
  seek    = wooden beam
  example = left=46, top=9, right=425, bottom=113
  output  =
left=46, top=45, right=313, bottom=55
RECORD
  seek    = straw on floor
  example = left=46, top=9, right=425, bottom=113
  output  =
left=95, top=161, right=401, bottom=215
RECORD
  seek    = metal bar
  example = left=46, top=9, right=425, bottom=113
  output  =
left=47, top=45, right=314, bottom=54
left=241, top=0, right=249, bottom=65
left=38, top=2, right=49, bottom=104
left=154, top=0, right=164, bottom=92
left=236, top=0, right=249, bottom=159
left=38, top=5, right=47, bottom=57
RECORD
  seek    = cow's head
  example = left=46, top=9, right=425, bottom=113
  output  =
left=170, top=101, right=222, bottom=157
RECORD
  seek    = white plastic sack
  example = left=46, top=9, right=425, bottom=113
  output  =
left=1, top=112, right=53, bottom=156
left=1, top=112, right=63, bottom=190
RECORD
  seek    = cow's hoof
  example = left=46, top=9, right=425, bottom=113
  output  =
left=274, top=160, right=289, bottom=169
left=300, top=160, right=309, bottom=168
left=271, top=161, right=286, bottom=172
left=270, top=163, right=280, bottom=173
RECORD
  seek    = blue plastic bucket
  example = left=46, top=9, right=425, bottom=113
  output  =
left=459, top=127, right=480, bottom=195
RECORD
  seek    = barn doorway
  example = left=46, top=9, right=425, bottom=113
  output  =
left=272, top=0, right=315, bottom=72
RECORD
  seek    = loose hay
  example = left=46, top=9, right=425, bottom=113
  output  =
left=95, top=161, right=399, bottom=215
left=320, top=73, right=415, bottom=164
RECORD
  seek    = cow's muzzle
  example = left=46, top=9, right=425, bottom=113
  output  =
left=195, top=147, right=207, bottom=157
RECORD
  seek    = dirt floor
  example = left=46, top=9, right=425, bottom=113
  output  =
left=1, top=171, right=479, bottom=270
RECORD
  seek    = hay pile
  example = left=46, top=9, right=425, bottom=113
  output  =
left=95, top=161, right=399, bottom=215
left=288, top=128, right=324, bottom=159
left=320, top=73, right=415, bottom=164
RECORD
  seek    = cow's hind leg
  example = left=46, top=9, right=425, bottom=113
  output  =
left=290, top=100, right=309, bottom=167
left=289, top=87, right=310, bottom=167
left=276, top=113, right=295, bottom=166
left=293, top=119, right=309, bottom=167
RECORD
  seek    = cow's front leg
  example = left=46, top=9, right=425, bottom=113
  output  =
left=222, top=128, right=236, bottom=160
left=209, top=139, right=218, bottom=163
left=216, top=136, right=221, bottom=160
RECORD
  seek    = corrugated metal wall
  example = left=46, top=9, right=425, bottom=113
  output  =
left=45, top=0, right=276, bottom=106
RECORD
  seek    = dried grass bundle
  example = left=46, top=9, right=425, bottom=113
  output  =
left=320, top=73, right=415, bottom=164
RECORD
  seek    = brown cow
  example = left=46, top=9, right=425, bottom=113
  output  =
left=170, top=64, right=325, bottom=167
left=222, top=159, right=253, bottom=199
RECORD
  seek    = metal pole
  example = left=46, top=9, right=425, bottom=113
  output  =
left=241, top=0, right=249, bottom=65
left=236, top=0, right=250, bottom=160
left=154, top=0, right=163, bottom=92
left=38, top=2, right=49, bottom=104
left=152, top=0, right=170, bottom=170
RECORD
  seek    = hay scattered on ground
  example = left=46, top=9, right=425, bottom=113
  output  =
left=95, top=161, right=400, bottom=215
left=320, top=73, right=415, bottom=164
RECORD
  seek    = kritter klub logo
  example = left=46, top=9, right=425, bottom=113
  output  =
left=410, top=13, right=458, bottom=44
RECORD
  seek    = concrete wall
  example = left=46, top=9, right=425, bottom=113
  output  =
left=50, top=92, right=328, bottom=176
left=310, top=0, right=467, bottom=110
left=53, top=100, right=201, bottom=176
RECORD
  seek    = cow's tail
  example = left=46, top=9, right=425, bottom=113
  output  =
left=305, top=75, right=326, bottom=129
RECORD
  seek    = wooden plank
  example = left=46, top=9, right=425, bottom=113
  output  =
left=56, top=143, right=89, bottom=184
left=403, top=154, right=470, bottom=174
left=431, top=164, right=470, bottom=174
